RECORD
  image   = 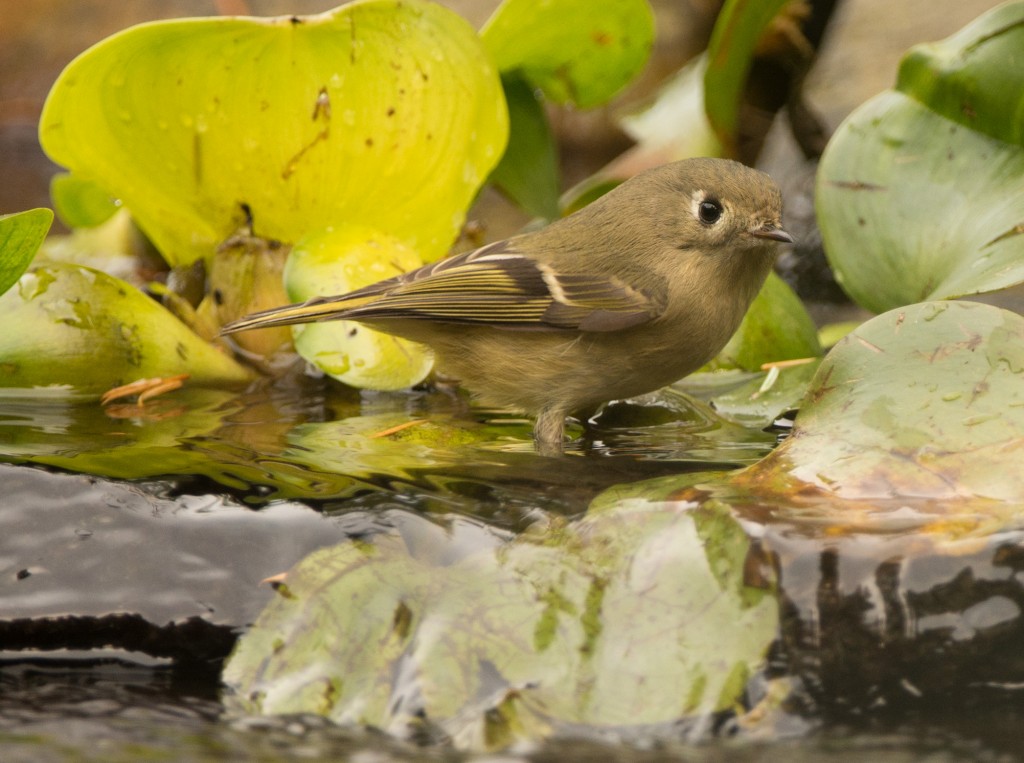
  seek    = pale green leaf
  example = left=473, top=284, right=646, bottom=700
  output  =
left=738, top=301, right=1024, bottom=501
left=817, top=4, right=1024, bottom=313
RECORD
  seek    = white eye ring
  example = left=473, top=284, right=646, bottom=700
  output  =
left=691, top=190, right=726, bottom=226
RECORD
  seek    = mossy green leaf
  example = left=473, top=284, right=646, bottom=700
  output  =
left=817, top=4, right=1024, bottom=313
left=738, top=301, right=1024, bottom=501
left=490, top=72, right=560, bottom=220
left=224, top=498, right=777, bottom=748
left=480, top=0, right=654, bottom=108
left=710, top=270, right=821, bottom=371
left=0, top=208, right=53, bottom=298
left=0, top=262, right=251, bottom=397
left=39, top=0, right=508, bottom=267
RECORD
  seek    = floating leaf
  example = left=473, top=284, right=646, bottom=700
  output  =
left=737, top=301, right=1024, bottom=501
left=0, top=208, right=53, bottom=298
left=480, top=0, right=654, bottom=108
left=817, top=3, right=1024, bottom=313
left=681, top=360, right=819, bottom=429
left=39, top=0, right=508, bottom=267
left=0, top=262, right=251, bottom=397
left=283, top=226, right=434, bottom=390
left=224, top=497, right=777, bottom=749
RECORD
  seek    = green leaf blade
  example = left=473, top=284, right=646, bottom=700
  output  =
left=703, top=0, right=790, bottom=155
left=481, top=0, right=654, bottom=108
left=0, top=209, right=54, bottom=298
left=489, top=72, right=560, bottom=220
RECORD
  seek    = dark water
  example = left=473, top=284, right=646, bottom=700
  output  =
left=2, top=385, right=1024, bottom=760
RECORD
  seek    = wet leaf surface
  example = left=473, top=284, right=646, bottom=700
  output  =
left=738, top=301, right=1024, bottom=501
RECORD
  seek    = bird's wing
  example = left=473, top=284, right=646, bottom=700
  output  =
left=342, top=241, right=666, bottom=332
left=221, top=240, right=665, bottom=335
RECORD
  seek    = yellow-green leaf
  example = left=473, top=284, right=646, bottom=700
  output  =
left=284, top=226, right=434, bottom=390
left=39, top=0, right=508, bottom=267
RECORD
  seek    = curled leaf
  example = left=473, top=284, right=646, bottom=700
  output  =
left=0, top=262, right=251, bottom=397
left=284, top=226, right=433, bottom=390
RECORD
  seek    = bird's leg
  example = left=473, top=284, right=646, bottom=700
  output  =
left=533, top=406, right=567, bottom=456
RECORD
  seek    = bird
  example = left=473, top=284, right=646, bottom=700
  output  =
left=221, top=158, right=793, bottom=452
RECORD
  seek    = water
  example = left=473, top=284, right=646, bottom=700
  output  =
left=2, top=381, right=1023, bottom=759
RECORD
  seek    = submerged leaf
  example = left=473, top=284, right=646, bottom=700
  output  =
left=39, top=0, right=508, bottom=267
left=0, top=209, right=53, bottom=298
left=224, top=498, right=777, bottom=748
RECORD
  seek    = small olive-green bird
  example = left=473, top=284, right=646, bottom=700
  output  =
left=222, top=158, right=792, bottom=450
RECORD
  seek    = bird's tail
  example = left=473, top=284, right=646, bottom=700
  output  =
left=220, top=294, right=372, bottom=335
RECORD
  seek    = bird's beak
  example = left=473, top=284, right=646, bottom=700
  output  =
left=749, top=224, right=794, bottom=244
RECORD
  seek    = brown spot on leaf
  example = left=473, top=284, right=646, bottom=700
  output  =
left=829, top=179, right=886, bottom=191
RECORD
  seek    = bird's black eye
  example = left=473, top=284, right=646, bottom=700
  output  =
left=698, top=198, right=723, bottom=225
